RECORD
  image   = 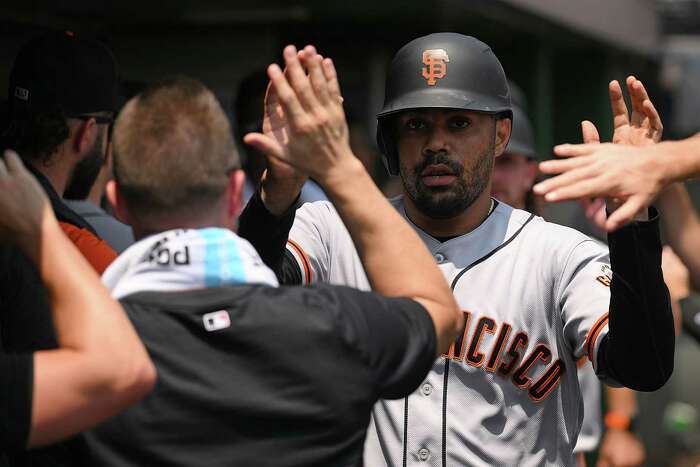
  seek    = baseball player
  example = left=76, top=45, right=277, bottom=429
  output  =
left=240, top=34, right=674, bottom=466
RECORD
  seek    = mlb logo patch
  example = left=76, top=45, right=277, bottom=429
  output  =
left=202, top=310, right=231, bottom=332
left=14, top=87, right=29, bottom=101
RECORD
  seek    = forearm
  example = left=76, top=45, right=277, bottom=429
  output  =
left=27, top=217, right=155, bottom=447
left=657, top=133, right=700, bottom=184
left=657, top=184, right=700, bottom=292
left=259, top=169, right=305, bottom=216
left=238, top=189, right=298, bottom=277
left=606, top=386, right=638, bottom=417
left=599, top=211, right=674, bottom=391
left=320, top=157, right=460, bottom=352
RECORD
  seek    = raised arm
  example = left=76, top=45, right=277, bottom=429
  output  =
left=0, top=151, right=156, bottom=448
left=541, top=78, right=674, bottom=389
left=243, top=45, right=461, bottom=353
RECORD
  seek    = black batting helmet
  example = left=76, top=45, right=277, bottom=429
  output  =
left=376, top=33, right=512, bottom=175
left=506, top=105, right=537, bottom=160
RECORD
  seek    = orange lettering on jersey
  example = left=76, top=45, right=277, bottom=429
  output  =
left=466, top=317, right=497, bottom=367
left=595, top=275, right=611, bottom=287
left=529, top=359, right=565, bottom=401
left=498, top=332, right=528, bottom=376
left=449, top=312, right=571, bottom=403
left=421, top=49, right=449, bottom=86
left=485, top=322, right=512, bottom=372
left=512, top=344, right=552, bottom=389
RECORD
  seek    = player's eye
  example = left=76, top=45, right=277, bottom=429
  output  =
left=450, top=117, right=471, bottom=129
left=405, top=118, right=427, bottom=130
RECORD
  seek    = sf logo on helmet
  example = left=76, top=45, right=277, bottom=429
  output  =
left=422, top=49, right=450, bottom=86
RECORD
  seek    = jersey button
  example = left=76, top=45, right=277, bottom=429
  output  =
left=421, top=383, right=433, bottom=396
left=418, top=448, right=430, bottom=461
left=434, top=253, right=445, bottom=263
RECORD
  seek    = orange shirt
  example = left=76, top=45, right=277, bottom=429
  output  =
left=59, top=221, right=118, bottom=274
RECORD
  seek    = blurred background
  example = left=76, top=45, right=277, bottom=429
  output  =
left=2, top=1, right=700, bottom=465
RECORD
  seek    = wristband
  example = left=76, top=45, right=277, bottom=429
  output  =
left=604, top=411, right=637, bottom=431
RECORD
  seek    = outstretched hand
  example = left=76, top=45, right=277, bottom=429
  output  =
left=0, top=150, right=54, bottom=260
left=534, top=76, right=664, bottom=231
left=243, top=44, right=355, bottom=186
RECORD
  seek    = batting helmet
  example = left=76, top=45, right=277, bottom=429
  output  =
left=506, top=105, right=537, bottom=160
left=376, top=33, right=512, bottom=175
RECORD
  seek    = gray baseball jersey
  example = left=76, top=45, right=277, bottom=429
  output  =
left=285, top=196, right=614, bottom=466
left=573, top=361, right=602, bottom=454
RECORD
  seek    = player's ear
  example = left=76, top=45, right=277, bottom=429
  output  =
left=494, top=117, right=512, bottom=158
left=227, top=169, right=245, bottom=220
left=524, top=159, right=538, bottom=187
left=106, top=180, right=131, bottom=225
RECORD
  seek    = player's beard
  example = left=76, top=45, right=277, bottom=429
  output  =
left=401, top=144, right=495, bottom=220
left=64, top=130, right=106, bottom=200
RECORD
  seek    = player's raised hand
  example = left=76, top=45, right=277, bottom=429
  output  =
left=256, top=68, right=309, bottom=215
left=534, top=76, right=665, bottom=231
left=244, top=44, right=355, bottom=185
left=0, top=150, right=54, bottom=260
left=534, top=143, right=662, bottom=231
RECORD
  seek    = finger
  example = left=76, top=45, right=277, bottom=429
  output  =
left=581, top=120, right=601, bottom=144
left=243, top=132, right=286, bottom=161
left=605, top=198, right=643, bottom=231
left=643, top=98, right=663, bottom=136
left=266, top=63, right=308, bottom=129
left=539, top=156, right=590, bottom=175
left=0, top=157, right=7, bottom=178
left=536, top=167, right=606, bottom=201
left=321, top=58, right=342, bottom=101
left=305, top=47, right=331, bottom=106
left=3, top=150, right=25, bottom=174
left=627, top=75, right=645, bottom=118
left=609, top=80, right=630, bottom=130
left=553, top=143, right=600, bottom=158
left=282, top=45, right=320, bottom=112
left=263, top=82, right=280, bottom=126
left=534, top=164, right=598, bottom=196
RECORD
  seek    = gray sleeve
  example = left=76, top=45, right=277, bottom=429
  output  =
left=286, top=202, right=335, bottom=284
left=556, top=238, right=612, bottom=370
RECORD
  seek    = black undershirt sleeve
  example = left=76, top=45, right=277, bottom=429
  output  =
left=0, top=354, right=33, bottom=449
left=596, top=207, right=675, bottom=391
left=238, top=190, right=303, bottom=285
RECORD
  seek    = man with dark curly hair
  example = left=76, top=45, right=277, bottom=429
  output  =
left=0, top=30, right=120, bottom=467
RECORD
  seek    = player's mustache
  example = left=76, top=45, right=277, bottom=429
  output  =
left=415, top=154, right=464, bottom=176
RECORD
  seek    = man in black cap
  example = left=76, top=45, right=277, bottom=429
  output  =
left=0, top=30, right=120, bottom=466
left=2, top=29, right=119, bottom=271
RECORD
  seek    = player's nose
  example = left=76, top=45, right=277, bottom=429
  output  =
left=423, top=125, right=450, bottom=155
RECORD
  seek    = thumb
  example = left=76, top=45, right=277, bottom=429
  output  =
left=581, top=120, right=601, bottom=144
left=243, top=132, right=285, bottom=162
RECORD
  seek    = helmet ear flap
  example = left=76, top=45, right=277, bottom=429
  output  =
left=376, top=120, right=400, bottom=176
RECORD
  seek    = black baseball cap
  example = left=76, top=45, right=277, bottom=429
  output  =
left=8, top=30, right=118, bottom=118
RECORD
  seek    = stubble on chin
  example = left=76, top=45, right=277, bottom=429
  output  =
left=401, top=149, right=494, bottom=220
